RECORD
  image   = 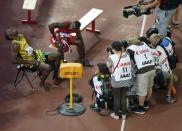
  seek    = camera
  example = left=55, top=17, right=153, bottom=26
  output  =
left=106, top=47, right=114, bottom=54
left=123, top=1, right=152, bottom=18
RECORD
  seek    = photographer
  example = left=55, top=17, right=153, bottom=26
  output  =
left=147, top=27, right=178, bottom=102
left=89, top=63, right=113, bottom=113
left=106, top=41, right=133, bottom=120
left=126, top=36, right=155, bottom=114
left=140, top=0, right=181, bottom=37
left=149, top=33, right=176, bottom=103
left=146, top=27, right=178, bottom=71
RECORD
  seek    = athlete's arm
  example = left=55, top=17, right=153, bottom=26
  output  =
left=48, top=22, right=65, bottom=39
left=141, top=0, right=160, bottom=10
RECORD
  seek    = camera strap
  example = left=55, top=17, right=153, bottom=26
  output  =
left=112, top=53, right=122, bottom=74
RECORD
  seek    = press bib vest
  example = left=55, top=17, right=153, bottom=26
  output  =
left=110, top=53, right=132, bottom=81
left=92, top=76, right=103, bottom=99
left=129, top=43, right=154, bottom=70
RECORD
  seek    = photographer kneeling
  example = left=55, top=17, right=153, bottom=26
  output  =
left=89, top=63, right=113, bottom=113
left=149, top=33, right=176, bottom=103
left=106, top=41, right=134, bottom=120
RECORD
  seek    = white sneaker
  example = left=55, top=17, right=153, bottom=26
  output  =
left=110, top=113, right=119, bottom=120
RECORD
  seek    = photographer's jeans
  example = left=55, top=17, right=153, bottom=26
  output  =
left=155, top=8, right=176, bottom=36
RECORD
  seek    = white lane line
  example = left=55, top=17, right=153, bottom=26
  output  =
left=140, top=15, right=147, bottom=37
left=120, top=119, right=126, bottom=131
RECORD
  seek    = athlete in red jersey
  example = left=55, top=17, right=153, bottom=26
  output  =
left=49, top=21, right=93, bottom=67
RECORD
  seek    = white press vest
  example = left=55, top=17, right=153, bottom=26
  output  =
left=110, top=52, right=132, bottom=81
left=156, top=45, right=171, bottom=73
left=92, top=76, right=103, bottom=98
left=128, top=43, right=154, bottom=70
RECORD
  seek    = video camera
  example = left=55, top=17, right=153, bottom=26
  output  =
left=123, top=0, right=152, bottom=18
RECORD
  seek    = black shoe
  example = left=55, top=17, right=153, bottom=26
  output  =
left=81, top=59, right=93, bottom=67
left=90, top=104, right=100, bottom=112
left=133, top=106, right=145, bottom=115
left=144, top=101, right=150, bottom=109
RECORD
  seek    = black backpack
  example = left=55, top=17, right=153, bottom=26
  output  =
left=89, top=74, right=112, bottom=100
left=98, top=75, right=113, bottom=100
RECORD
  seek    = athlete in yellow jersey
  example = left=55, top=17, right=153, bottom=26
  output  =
left=5, top=28, right=62, bottom=90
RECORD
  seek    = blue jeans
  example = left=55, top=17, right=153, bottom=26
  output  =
left=155, top=8, right=176, bottom=36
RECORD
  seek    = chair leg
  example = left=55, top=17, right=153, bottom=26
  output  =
left=31, top=71, right=41, bottom=82
left=14, top=70, right=25, bottom=87
left=24, top=73, right=35, bottom=91
left=14, top=70, right=20, bottom=87
left=14, top=70, right=35, bottom=91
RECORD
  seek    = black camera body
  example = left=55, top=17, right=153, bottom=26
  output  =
left=106, top=47, right=114, bottom=54
left=123, top=2, right=152, bottom=18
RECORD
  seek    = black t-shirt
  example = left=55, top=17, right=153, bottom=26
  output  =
left=159, top=0, right=180, bottom=10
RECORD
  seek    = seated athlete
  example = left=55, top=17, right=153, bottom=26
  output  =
left=5, top=28, right=62, bottom=90
left=48, top=21, right=93, bottom=67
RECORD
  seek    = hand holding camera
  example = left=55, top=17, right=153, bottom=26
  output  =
left=122, top=0, right=153, bottom=18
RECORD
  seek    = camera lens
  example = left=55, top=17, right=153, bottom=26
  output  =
left=123, top=10, right=129, bottom=18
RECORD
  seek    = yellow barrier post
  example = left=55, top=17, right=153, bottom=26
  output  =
left=70, top=78, right=73, bottom=109
left=57, top=63, right=86, bottom=116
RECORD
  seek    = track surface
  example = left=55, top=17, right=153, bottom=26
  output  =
left=0, top=0, right=182, bottom=131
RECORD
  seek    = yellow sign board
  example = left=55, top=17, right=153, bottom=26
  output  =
left=60, top=63, right=83, bottom=79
